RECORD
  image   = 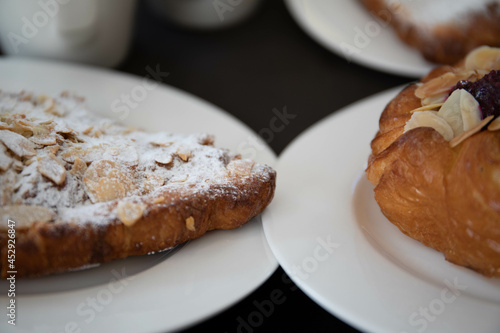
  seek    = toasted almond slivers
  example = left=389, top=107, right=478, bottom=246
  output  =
left=82, top=126, right=94, bottom=135
left=143, top=173, right=165, bottom=194
left=170, top=174, right=188, bottom=183
left=96, top=178, right=127, bottom=202
left=117, top=201, right=146, bottom=227
left=45, top=145, right=60, bottom=155
left=155, top=154, right=173, bottom=165
left=410, top=103, right=444, bottom=113
left=0, top=144, right=13, bottom=172
left=150, top=141, right=173, bottom=147
left=0, top=129, right=36, bottom=158
left=185, top=216, right=196, bottom=231
left=0, top=121, right=10, bottom=130
left=0, top=205, right=56, bottom=230
left=37, top=153, right=67, bottom=185
left=30, top=133, right=57, bottom=146
left=415, top=72, right=472, bottom=100
left=177, top=151, right=190, bottom=162
left=450, top=116, right=494, bottom=148
left=153, top=196, right=165, bottom=204
left=70, top=156, right=87, bottom=177
left=226, top=159, right=255, bottom=177
left=84, top=159, right=118, bottom=180
left=488, top=117, right=500, bottom=131
left=83, top=160, right=136, bottom=203
left=464, top=46, right=500, bottom=71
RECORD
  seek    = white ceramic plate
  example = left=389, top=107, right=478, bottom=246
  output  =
left=262, top=87, right=500, bottom=333
left=285, top=0, right=435, bottom=78
left=0, top=57, right=277, bottom=333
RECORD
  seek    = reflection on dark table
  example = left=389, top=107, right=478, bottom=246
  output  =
left=1, top=1, right=411, bottom=332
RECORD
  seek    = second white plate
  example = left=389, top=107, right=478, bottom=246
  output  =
left=262, top=87, right=500, bottom=333
left=285, top=0, right=435, bottom=77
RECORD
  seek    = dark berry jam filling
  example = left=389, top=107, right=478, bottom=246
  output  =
left=451, top=70, right=500, bottom=119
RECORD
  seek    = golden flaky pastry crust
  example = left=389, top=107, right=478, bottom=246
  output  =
left=366, top=47, right=500, bottom=277
left=360, top=0, right=500, bottom=64
left=0, top=91, right=276, bottom=278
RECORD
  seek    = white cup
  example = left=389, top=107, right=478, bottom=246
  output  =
left=0, top=0, right=137, bottom=68
left=147, top=0, right=262, bottom=30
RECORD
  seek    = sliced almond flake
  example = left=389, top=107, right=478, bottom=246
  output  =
left=0, top=121, right=11, bottom=130
left=37, top=153, right=67, bottom=185
left=415, top=71, right=476, bottom=100
left=61, top=148, right=84, bottom=163
left=410, top=103, right=444, bottom=113
left=24, top=159, right=35, bottom=166
left=30, top=133, right=57, bottom=146
left=177, top=149, right=191, bottom=162
left=122, top=126, right=138, bottom=135
left=488, top=117, right=500, bottom=131
left=107, top=168, right=136, bottom=193
left=117, top=201, right=147, bottom=227
left=421, top=94, right=447, bottom=107
left=53, top=121, right=74, bottom=134
left=143, top=173, right=165, bottom=193
left=86, top=177, right=127, bottom=203
left=0, top=144, right=13, bottom=171
left=13, top=118, right=34, bottom=132
left=55, top=133, right=66, bottom=144
left=185, top=216, right=196, bottom=231
left=35, top=94, right=50, bottom=105
left=170, top=174, right=188, bottom=183
left=41, top=97, right=58, bottom=115
left=465, top=46, right=500, bottom=71
left=0, top=205, right=56, bottom=230
left=155, top=153, right=173, bottom=165
left=32, top=123, right=52, bottom=137
left=44, top=145, right=60, bottom=155
left=153, top=196, right=165, bottom=204
left=150, top=141, right=173, bottom=147
left=62, top=145, right=107, bottom=163
left=82, top=126, right=94, bottom=135
left=450, top=116, right=494, bottom=148
left=19, top=91, right=33, bottom=101
left=0, top=129, right=36, bottom=157
left=70, top=156, right=87, bottom=177
left=38, top=120, right=53, bottom=125
left=12, top=159, right=23, bottom=172
left=226, top=159, right=255, bottom=176
left=84, top=159, right=119, bottom=180
left=111, top=145, right=138, bottom=165
left=83, top=160, right=135, bottom=202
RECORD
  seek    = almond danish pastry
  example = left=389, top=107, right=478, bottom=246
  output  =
left=366, top=46, right=500, bottom=277
left=0, top=91, right=276, bottom=278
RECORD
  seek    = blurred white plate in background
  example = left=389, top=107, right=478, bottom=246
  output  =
left=285, top=0, right=435, bottom=77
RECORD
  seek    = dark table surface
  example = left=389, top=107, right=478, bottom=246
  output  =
left=1, top=1, right=412, bottom=332
left=121, top=2, right=409, bottom=332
